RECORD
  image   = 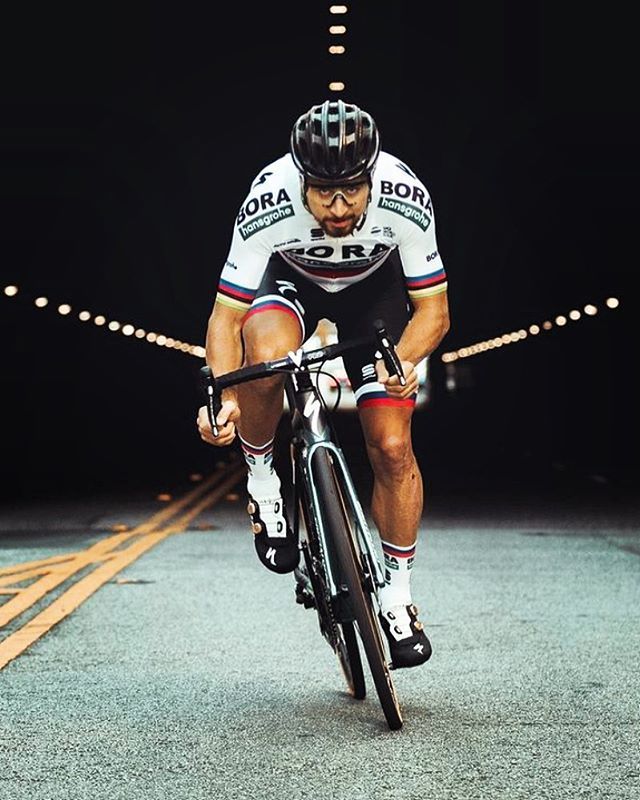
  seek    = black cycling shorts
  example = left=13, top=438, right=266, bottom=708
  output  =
left=242, top=251, right=416, bottom=408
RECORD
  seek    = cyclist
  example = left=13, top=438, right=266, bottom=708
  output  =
left=197, top=100, right=450, bottom=668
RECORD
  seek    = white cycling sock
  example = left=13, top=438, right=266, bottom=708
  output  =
left=379, top=539, right=416, bottom=610
left=239, top=435, right=276, bottom=481
left=240, top=435, right=287, bottom=538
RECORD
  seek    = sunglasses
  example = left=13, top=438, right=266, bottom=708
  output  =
left=305, top=181, right=369, bottom=207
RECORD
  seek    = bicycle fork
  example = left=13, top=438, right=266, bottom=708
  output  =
left=286, top=372, right=385, bottom=614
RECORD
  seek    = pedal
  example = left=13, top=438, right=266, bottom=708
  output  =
left=295, top=581, right=316, bottom=609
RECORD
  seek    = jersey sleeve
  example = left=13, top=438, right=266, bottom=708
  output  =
left=392, top=177, right=447, bottom=302
left=214, top=174, right=276, bottom=313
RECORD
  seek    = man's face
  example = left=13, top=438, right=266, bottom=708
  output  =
left=304, top=181, right=370, bottom=237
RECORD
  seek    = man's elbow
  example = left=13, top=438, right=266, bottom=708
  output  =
left=208, top=302, right=245, bottom=337
left=438, top=307, right=451, bottom=342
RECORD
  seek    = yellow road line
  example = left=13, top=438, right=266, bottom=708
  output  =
left=0, top=464, right=245, bottom=671
left=0, top=467, right=233, bottom=627
left=0, top=554, right=83, bottom=578
left=0, top=567, right=55, bottom=589
left=0, top=467, right=228, bottom=580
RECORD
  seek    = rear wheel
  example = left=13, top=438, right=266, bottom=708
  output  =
left=313, top=449, right=403, bottom=730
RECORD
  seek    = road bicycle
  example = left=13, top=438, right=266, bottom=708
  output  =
left=201, top=321, right=406, bottom=730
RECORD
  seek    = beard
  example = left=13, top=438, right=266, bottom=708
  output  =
left=319, top=216, right=358, bottom=238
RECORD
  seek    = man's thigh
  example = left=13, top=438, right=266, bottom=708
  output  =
left=243, top=254, right=326, bottom=345
left=335, top=255, right=414, bottom=409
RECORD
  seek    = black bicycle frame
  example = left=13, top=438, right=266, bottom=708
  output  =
left=285, top=370, right=386, bottom=609
left=201, top=318, right=401, bottom=609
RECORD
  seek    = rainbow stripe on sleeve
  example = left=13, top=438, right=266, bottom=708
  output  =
left=215, top=278, right=257, bottom=312
left=406, top=268, right=448, bottom=300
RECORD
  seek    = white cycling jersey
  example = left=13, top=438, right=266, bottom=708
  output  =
left=216, top=151, right=447, bottom=313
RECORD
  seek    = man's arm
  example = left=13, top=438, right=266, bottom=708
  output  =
left=377, top=292, right=450, bottom=399
left=396, top=291, right=450, bottom=365
left=205, top=300, right=246, bottom=386
left=198, top=300, right=247, bottom=446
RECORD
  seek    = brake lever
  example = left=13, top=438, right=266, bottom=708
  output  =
left=200, top=366, right=222, bottom=437
left=373, top=320, right=406, bottom=387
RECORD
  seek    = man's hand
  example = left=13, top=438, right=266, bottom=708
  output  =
left=376, top=359, right=419, bottom=400
left=196, top=400, right=240, bottom=447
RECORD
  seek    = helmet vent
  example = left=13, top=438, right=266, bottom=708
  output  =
left=290, top=99, right=380, bottom=185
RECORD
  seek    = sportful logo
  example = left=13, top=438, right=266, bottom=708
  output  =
left=239, top=205, right=294, bottom=240
left=252, top=171, right=273, bottom=188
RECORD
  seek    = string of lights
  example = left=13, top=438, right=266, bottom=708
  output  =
left=328, top=5, right=347, bottom=93
left=441, top=297, right=621, bottom=363
left=4, top=283, right=621, bottom=367
left=2, top=284, right=207, bottom=359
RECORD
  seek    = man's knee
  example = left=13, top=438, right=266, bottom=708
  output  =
left=244, top=338, right=293, bottom=365
left=366, top=433, right=415, bottom=475
left=242, top=314, right=301, bottom=365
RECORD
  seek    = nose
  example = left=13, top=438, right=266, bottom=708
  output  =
left=329, top=195, right=351, bottom=216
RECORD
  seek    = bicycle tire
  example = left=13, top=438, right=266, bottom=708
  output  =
left=313, top=449, right=403, bottom=730
left=336, top=621, right=366, bottom=700
left=295, top=463, right=366, bottom=701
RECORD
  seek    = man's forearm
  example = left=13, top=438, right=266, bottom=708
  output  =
left=205, top=303, right=245, bottom=399
left=396, top=300, right=450, bottom=366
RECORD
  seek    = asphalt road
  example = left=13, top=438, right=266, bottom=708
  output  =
left=1, top=470, right=639, bottom=800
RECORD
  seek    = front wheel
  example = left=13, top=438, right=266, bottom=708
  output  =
left=336, top=621, right=366, bottom=700
left=314, top=449, right=403, bottom=730
left=294, top=476, right=366, bottom=702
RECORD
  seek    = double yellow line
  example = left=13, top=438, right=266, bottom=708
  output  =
left=0, top=462, right=245, bottom=671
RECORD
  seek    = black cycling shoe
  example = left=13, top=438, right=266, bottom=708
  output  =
left=247, top=494, right=299, bottom=574
left=379, top=603, right=432, bottom=669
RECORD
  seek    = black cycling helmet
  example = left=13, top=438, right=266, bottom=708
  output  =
left=290, top=99, right=380, bottom=185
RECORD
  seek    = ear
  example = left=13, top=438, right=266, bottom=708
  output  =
left=299, top=175, right=311, bottom=211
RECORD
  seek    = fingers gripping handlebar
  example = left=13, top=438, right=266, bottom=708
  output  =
left=200, top=320, right=405, bottom=436
left=203, top=377, right=223, bottom=438
left=372, top=319, right=407, bottom=389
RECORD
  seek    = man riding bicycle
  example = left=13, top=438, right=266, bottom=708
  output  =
left=197, top=100, right=450, bottom=668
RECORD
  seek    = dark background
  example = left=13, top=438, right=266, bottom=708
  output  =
left=1, top=2, right=637, bottom=503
